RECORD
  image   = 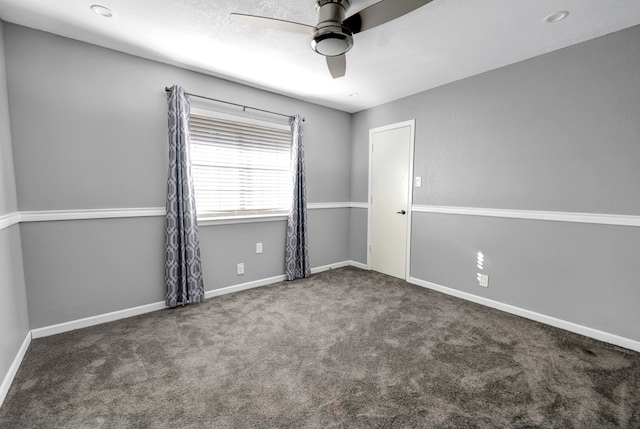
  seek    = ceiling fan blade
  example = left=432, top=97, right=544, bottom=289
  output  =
left=230, top=13, right=314, bottom=34
left=343, top=0, right=434, bottom=34
left=326, top=55, right=346, bottom=79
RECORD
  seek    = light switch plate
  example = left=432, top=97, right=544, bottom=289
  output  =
left=414, top=176, right=422, bottom=187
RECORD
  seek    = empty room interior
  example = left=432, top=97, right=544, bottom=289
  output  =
left=1, top=0, right=639, bottom=427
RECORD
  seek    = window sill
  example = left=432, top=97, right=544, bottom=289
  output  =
left=197, top=213, right=288, bottom=226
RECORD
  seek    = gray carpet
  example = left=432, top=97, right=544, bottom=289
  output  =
left=1, top=267, right=639, bottom=428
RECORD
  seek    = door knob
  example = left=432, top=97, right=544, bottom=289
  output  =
left=396, top=210, right=406, bottom=215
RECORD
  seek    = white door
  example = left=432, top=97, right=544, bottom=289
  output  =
left=369, top=123, right=413, bottom=279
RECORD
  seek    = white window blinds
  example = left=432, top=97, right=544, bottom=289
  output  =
left=189, top=111, right=292, bottom=217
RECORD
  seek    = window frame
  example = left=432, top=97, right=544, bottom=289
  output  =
left=188, top=107, right=292, bottom=225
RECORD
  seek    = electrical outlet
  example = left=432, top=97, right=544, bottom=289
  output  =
left=477, top=273, right=489, bottom=287
left=256, top=242, right=263, bottom=254
left=414, top=176, right=422, bottom=187
left=237, top=263, right=245, bottom=275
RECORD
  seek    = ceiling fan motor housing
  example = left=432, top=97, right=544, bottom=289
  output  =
left=311, top=0, right=353, bottom=57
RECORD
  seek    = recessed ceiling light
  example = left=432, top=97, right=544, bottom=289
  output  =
left=544, top=11, right=569, bottom=23
left=91, top=5, right=113, bottom=18
left=349, top=92, right=359, bottom=97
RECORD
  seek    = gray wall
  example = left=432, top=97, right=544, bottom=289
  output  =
left=348, top=208, right=367, bottom=264
left=351, top=25, right=640, bottom=341
left=3, top=17, right=639, bottom=348
left=0, top=20, right=29, bottom=393
left=20, top=218, right=165, bottom=328
left=411, top=213, right=640, bottom=341
left=0, top=20, right=16, bottom=215
left=4, top=23, right=352, bottom=329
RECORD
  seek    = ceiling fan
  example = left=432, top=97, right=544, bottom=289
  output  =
left=230, top=0, right=434, bottom=79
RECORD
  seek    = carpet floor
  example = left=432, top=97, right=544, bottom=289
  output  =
left=1, top=267, right=639, bottom=428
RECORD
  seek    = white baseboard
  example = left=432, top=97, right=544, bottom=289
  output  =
left=311, top=260, right=351, bottom=273
left=27, top=263, right=638, bottom=351
left=349, top=260, right=369, bottom=270
left=205, top=260, right=364, bottom=299
left=408, top=276, right=640, bottom=352
left=31, top=261, right=365, bottom=339
left=31, top=301, right=167, bottom=339
left=205, top=274, right=287, bottom=299
left=0, top=331, right=31, bottom=407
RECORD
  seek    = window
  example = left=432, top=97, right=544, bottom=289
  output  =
left=189, top=109, right=292, bottom=218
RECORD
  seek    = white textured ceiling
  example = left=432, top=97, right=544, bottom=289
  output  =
left=1, top=0, right=640, bottom=113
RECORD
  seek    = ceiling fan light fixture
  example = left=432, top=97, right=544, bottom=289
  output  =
left=311, top=25, right=353, bottom=56
left=229, top=0, right=434, bottom=78
left=311, top=0, right=353, bottom=57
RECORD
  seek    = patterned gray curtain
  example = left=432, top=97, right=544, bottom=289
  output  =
left=285, top=114, right=311, bottom=280
left=164, top=85, right=205, bottom=307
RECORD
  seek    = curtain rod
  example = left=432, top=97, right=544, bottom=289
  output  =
left=164, top=87, right=303, bottom=122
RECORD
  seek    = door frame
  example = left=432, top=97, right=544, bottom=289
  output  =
left=367, top=119, right=416, bottom=280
